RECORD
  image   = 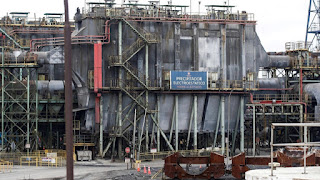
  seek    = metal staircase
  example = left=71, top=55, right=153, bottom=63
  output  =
left=109, top=19, right=159, bottom=110
left=0, top=27, right=29, bottom=49
left=120, top=82, right=148, bottom=110
left=121, top=18, right=158, bottom=44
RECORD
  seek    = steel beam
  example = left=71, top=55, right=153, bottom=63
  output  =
left=132, top=109, right=137, bottom=159
left=186, top=100, right=194, bottom=150
left=137, top=110, right=147, bottom=160
left=150, top=114, right=174, bottom=151
left=213, top=97, right=221, bottom=148
left=169, top=103, right=176, bottom=143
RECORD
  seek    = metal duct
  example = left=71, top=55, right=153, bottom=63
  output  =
left=4, top=47, right=64, bottom=64
left=258, top=78, right=286, bottom=89
left=267, top=55, right=291, bottom=68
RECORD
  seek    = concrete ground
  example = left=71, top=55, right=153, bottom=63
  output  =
left=0, top=159, right=164, bottom=180
left=245, top=166, right=320, bottom=180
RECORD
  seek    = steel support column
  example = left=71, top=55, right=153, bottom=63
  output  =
left=240, top=96, right=244, bottom=152
left=145, top=44, right=149, bottom=152
left=193, top=95, right=197, bottom=150
left=27, top=69, right=30, bottom=153
left=253, top=104, right=256, bottom=156
left=221, top=96, right=225, bottom=155
left=118, top=21, right=123, bottom=158
left=1, top=46, right=4, bottom=150
left=157, top=95, right=160, bottom=152
left=99, top=97, right=103, bottom=156
left=132, top=109, right=137, bottom=159
left=175, top=95, right=179, bottom=151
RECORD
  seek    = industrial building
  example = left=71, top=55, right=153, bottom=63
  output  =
left=0, top=0, right=320, bottom=179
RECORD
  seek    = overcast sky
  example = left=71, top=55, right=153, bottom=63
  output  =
left=1, top=0, right=309, bottom=52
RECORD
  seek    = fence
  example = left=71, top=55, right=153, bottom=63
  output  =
left=0, top=149, right=66, bottom=167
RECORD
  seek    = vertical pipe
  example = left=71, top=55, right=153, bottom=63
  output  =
left=132, top=109, right=136, bottom=159
left=1, top=46, right=4, bottom=150
left=157, top=95, right=160, bottom=152
left=193, top=95, right=197, bottom=150
left=99, top=97, right=103, bottom=156
left=221, top=96, right=225, bottom=155
left=240, top=96, right=244, bottom=152
left=175, top=95, right=179, bottom=151
left=270, top=125, right=274, bottom=176
left=253, top=104, right=256, bottom=156
left=64, top=0, right=74, bottom=178
left=27, top=68, right=30, bottom=153
left=241, top=24, right=246, bottom=88
left=145, top=44, right=149, bottom=152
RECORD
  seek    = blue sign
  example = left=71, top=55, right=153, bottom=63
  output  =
left=170, top=71, right=208, bottom=90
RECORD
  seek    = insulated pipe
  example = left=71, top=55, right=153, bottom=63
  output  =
left=4, top=51, right=48, bottom=63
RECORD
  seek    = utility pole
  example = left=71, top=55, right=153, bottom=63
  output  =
left=64, top=0, right=73, bottom=179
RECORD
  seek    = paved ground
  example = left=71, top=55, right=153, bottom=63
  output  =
left=245, top=166, right=320, bottom=180
left=0, top=159, right=164, bottom=180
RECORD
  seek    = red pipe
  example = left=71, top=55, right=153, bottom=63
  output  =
left=94, top=42, right=102, bottom=93
left=30, top=20, right=111, bottom=51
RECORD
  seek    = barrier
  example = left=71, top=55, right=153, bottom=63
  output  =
left=0, top=160, right=13, bottom=172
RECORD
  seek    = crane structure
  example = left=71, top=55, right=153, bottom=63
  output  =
left=306, top=0, right=320, bottom=51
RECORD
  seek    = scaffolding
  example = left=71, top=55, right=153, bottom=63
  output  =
left=0, top=45, right=39, bottom=152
